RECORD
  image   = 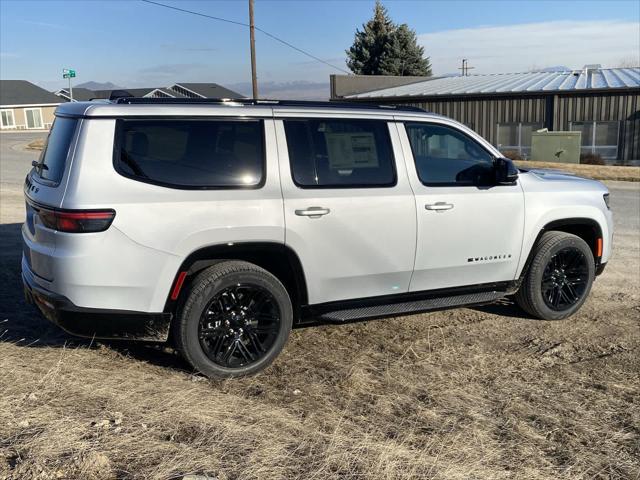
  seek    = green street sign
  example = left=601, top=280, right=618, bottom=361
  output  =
left=62, top=69, right=76, bottom=79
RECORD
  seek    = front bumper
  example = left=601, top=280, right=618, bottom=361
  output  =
left=22, top=262, right=172, bottom=342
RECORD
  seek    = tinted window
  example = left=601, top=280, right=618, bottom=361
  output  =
left=405, top=123, right=494, bottom=186
left=283, top=119, right=396, bottom=188
left=115, top=119, right=264, bottom=188
left=36, top=117, right=78, bottom=184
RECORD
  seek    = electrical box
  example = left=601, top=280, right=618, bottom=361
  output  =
left=531, top=131, right=581, bottom=164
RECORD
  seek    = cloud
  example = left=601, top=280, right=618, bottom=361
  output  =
left=21, top=20, right=65, bottom=29
left=0, top=52, right=19, bottom=59
left=418, top=20, right=640, bottom=74
left=228, top=81, right=330, bottom=100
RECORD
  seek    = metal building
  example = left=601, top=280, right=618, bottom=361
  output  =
left=331, top=67, right=640, bottom=165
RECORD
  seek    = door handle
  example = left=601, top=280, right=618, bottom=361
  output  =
left=295, top=207, right=331, bottom=218
left=425, top=202, right=454, bottom=212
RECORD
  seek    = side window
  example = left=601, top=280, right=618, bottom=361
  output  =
left=283, top=118, right=396, bottom=188
left=36, top=117, right=79, bottom=184
left=405, top=122, right=494, bottom=186
left=114, top=119, right=264, bottom=188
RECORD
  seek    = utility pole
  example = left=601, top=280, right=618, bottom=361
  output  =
left=249, top=0, right=258, bottom=99
left=459, top=59, right=467, bottom=76
left=458, top=59, right=475, bottom=76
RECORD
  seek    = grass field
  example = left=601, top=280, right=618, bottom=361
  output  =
left=1, top=169, right=639, bottom=478
left=514, top=161, right=640, bottom=182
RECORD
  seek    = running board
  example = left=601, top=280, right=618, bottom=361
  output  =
left=317, top=291, right=505, bottom=323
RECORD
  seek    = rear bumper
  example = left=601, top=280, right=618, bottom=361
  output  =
left=22, top=260, right=171, bottom=342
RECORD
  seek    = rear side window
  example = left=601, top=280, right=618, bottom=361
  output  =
left=283, top=118, right=396, bottom=188
left=35, top=117, right=78, bottom=184
left=114, top=119, right=265, bottom=188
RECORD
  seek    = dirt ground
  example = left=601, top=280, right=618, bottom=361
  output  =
left=1, top=149, right=639, bottom=478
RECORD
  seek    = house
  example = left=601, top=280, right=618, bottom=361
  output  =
left=164, top=83, right=243, bottom=99
left=54, top=82, right=245, bottom=101
left=54, top=87, right=98, bottom=102
left=0, top=80, right=61, bottom=130
left=332, top=66, right=640, bottom=165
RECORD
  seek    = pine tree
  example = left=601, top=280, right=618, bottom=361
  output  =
left=346, top=1, right=395, bottom=75
left=380, top=24, right=432, bottom=76
left=346, top=1, right=432, bottom=76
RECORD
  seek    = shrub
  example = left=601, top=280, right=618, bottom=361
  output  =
left=580, top=153, right=605, bottom=165
left=501, top=150, right=524, bottom=161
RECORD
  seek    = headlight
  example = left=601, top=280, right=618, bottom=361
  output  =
left=603, top=193, right=610, bottom=209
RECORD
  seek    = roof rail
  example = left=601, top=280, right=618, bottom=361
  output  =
left=113, top=97, right=426, bottom=112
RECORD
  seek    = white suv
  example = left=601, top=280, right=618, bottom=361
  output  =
left=22, top=98, right=613, bottom=378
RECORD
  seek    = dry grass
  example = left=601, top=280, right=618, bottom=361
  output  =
left=515, top=161, right=640, bottom=182
left=25, top=139, right=45, bottom=151
left=1, top=183, right=639, bottom=480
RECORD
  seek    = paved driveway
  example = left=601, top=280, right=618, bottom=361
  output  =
left=0, top=131, right=48, bottom=188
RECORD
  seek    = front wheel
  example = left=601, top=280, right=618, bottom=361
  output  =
left=515, top=231, right=595, bottom=320
left=174, top=261, right=293, bottom=378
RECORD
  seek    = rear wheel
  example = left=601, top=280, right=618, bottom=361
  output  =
left=174, top=261, right=293, bottom=378
left=515, top=231, right=595, bottom=320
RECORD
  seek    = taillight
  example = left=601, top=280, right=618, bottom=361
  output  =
left=38, top=207, right=115, bottom=233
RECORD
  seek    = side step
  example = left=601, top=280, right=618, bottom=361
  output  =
left=317, top=291, right=505, bottom=323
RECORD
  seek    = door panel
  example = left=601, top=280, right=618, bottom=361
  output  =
left=397, top=120, right=525, bottom=292
left=275, top=119, right=416, bottom=305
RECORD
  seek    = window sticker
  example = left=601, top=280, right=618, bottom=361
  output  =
left=325, top=132, right=379, bottom=170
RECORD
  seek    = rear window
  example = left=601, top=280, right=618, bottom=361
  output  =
left=35, top=117, right=79, bottom=184
left=114, top=119, right=265, bottom=189
left=283, top=118, right=396, bottom=188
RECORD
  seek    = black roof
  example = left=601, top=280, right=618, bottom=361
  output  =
left=56, top=87, right=97, bottom=102
left=0, top=80, right=61, bottom=106
left=173, top=82, right=244, bottom=98
left=92, top=87, right=158, bottom=99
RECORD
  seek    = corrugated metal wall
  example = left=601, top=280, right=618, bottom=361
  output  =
left=399, top=96, right=548, bottom=145
left=554, top=92, right=640, bottom=162
left=376, top=91, right=640, bottom=164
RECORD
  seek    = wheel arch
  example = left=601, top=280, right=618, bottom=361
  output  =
left=518, top=217, right=604, bottom=280
left=163, top=242, right=308, bottom=322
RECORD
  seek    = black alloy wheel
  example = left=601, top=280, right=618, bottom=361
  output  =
left=541, top=247, right=590, bottom=311
left=198, top=284, right=281, bottom=368
left=174, top=260, right=293, bottom=378
left=515, top=231, right=595, bottom=320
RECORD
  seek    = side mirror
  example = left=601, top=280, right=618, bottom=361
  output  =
left=494, top=157, right=519, bottom=185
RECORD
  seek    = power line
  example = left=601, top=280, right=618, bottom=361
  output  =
left=140, top=0, right=350, bottom=74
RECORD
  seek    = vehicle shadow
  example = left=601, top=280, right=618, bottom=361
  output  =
left=471, top=297, right=536, bottom=320
left=0, top=222, right=191, bottom=372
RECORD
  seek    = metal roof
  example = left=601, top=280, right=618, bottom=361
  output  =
left=347, top=68, right=640, bottom=99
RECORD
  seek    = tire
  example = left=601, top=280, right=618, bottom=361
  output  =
left=515, top=231, right=595, bottom=320
left=174, top=260, right=293, bottom=378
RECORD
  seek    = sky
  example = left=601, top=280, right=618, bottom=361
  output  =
left=0, top=0, right=638, bottom=97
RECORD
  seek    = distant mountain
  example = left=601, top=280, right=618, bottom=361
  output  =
left=229, top=81, right=329, bottom=100
left=75, top=81, right=123, bottom=91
